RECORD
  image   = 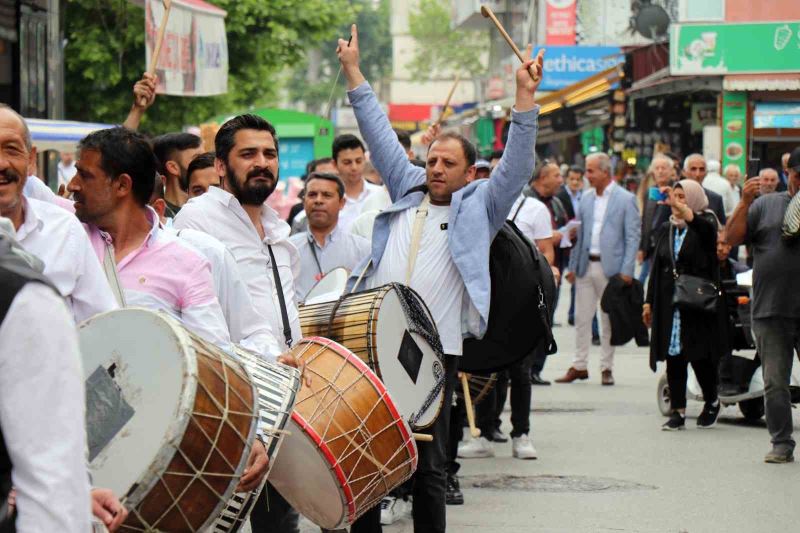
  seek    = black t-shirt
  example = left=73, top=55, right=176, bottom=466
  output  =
left=746, top=192, right=800, bottom=319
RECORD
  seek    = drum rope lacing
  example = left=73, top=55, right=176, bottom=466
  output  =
left=291, top=341, right=417, bottom=518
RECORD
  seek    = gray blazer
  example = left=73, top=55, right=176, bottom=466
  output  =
left=568, top=184, right=641, bottom=279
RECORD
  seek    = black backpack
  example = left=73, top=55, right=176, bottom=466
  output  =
left=459, top=216, right=557, bottom=373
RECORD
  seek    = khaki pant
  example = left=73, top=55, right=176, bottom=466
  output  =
left=573, top=261, right=614, bottom=372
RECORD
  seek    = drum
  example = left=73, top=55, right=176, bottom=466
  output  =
left=209, top=348, right=301, bottom=533
left=456, top=373, right=498, bottom=406
left=298, top=283, right=445, bottom=429
left=304, top=266, right=349, bottom=305
left=269, top=337, right=417, bottom=530
left=79, top=308, right=259, bottom=532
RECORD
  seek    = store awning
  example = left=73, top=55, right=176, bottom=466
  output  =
left=26, top=118, right=115, bottom=152
left=724, top=74, right=800, bottom=92
left=536, top=65, right=624, bottom=115
left=536, top=96, right=611, bottom=144
left=628, top=67, right=722, bottom=100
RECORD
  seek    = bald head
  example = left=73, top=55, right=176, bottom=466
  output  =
left=0, top=104, right=31, bottom=152
left=683, top=153, right=707, bottom=182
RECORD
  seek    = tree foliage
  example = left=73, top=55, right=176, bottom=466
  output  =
left=407, top=0, right=488, bottom=80
left=285, top=0, right=392, bottom=114
left=64, top=0, right=354, bottom=134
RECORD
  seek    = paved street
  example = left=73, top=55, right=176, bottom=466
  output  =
left=301, top=289, right=800, bottom=533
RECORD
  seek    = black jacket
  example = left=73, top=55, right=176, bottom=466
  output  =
left=556, top=186, right=576, bottom=220
left=645, top=212, right=727, bottom=370
left=704, top=187, right=727, bottom=225
left=601, top=275, right=649, bottom=347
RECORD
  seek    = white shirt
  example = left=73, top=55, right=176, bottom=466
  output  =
left=17, top=197, right=118, bottom=323
left=509, top=195, right=554, bottom=242
left=590, top=181, right=615, bottom=255
left=372, top=204, right=466, bottom=355
left=289, top=225, right=370, bottom=303
left=703, top=173, right=738, bottom=216
left=57, top=161, right=77, bottom=189
left=338, top=181, right=390, bottom=233
left=173, top=187, right=302, bottom=350
left=0, top=283, right=92, bottom=533
left=172, top=227, right=282, bottom=360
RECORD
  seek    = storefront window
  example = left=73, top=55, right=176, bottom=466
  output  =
left=679, top=0, right=724, bottom=22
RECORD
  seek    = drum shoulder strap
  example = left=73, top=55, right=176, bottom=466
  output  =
left=103, top=243, right=127, bottom=308
left=267, top=244, right=293, bottom=348
left=406, top=194, right=430, bottom=285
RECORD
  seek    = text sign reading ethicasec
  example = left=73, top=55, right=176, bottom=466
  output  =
left=532, top=46, right=624, bottom=91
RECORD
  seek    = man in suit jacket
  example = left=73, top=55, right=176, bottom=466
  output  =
left=683, top=153, right=727, bottom=224
left=558, top=153, right=641, bottom=386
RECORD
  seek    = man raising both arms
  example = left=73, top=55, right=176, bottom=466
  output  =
left=338, top=24, right=543, bottom=533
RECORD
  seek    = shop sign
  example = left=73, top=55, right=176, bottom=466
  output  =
left=753, top=102, right=800, bottom=129
left=545, top=0, right=577, bottom=45
left=690, top=103, right=716, bottom=133
left=721, top=91, right=747, bottom=175
left=532, top=46, right=624, bottom=91
left=670, top=21, right=800, bottom=75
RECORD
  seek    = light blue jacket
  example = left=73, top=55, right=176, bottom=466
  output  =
left=568, top=184, right=641, bottom=279
left=346, top=82, right=539, bottom=339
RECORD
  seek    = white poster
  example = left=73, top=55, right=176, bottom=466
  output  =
left=145, top=0, right=228, bottom=96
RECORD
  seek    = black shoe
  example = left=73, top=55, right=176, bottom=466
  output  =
left=446, top=475, right=464, bottom=505
left=697, top=400, right=720, bottom=428
left=531, top=372, right=551, bottom=386
left=491, top=428, right=509, bottom=443
left=662, top=411, right=686, bottom=431
left=592, top=335, right=601, bottom=346
left=568, top=316, right=575, bottom=326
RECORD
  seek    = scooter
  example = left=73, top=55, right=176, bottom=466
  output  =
left=656, top=270, right=800, bottom=421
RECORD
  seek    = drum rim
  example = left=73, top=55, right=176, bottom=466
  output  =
left=303, top=266, right=350, bottom=304
left=302, top=336, right=418, bottom=470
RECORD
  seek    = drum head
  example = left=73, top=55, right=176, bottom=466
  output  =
left=305, top=267, right=350, bottom=305
left=79, top=309, right=195, bottom=506
left=269, top=415, right=347, bottom=529
left=375, top=288, right=444, bottom=429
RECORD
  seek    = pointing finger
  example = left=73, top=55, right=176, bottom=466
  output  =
left=350, top=23, right=358, bottom=46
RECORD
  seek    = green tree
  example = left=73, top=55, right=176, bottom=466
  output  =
left=407, top=0, right=488, bottom=80
left=64, top=0, right=354, bottom=134
left=285, top=0, right=392, bottom=114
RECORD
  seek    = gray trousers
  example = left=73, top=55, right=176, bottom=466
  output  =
left=752, top=317, right=800, bottom=450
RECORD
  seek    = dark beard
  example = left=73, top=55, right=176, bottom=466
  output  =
left=226, top=166, right=278, bottom=205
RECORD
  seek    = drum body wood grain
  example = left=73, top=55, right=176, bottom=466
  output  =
left=298, top=284, right=445, bottom=429
left=79, top=309, right=259, bottom=532
left=269, top=337, right=417, bottom=530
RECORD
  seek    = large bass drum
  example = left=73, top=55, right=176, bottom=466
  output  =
left=298, top=283, right=445, bottom=430
left=269, top=337, right=417, bottom=530
left=79, top=308, right=259, bottom=532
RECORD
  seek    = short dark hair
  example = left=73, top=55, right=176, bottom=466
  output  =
left=410, top=158, right=426, bottom=169
left=531, top=161, right=558, bottom=182
left=215, top=114, right=279, bottom=165
left=78, top=127, right=158, bottom=207
left=307, top=157, right=334, bottom=175
left=185, top=152, right=217, bottom=190
left=568, top=165, right=584, bottom=175
left=305, top=172, right=345, bottom=198
left=429, top=132, right=477, bottom=167
left=332, top=134, right=365, bottom=161
left=490, top=150, right=504, bottom=161
left=152, top=132, right=202, bottom=176
left=394, top=129, right=411, bottom=151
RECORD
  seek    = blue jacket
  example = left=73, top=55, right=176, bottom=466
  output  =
left=346, top=82, right=539, bottom=339
left=568, top=184, right=641, bottom=279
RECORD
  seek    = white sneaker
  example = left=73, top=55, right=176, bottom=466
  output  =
left=457, top=436, right=495, bottom=458
left=380, top=495, right=406, bottom=525
left=512, top=434, right=538, bottom=460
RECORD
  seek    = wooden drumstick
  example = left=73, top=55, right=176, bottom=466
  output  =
left=460, top=372, right=481, bottom=438
left=140, top=0, right=172, bottom=106
left=480, top=5, right=540, bottom=83
left=412, top=433, right=433, bottom=442
left=433, top=74, right=461, bottom=129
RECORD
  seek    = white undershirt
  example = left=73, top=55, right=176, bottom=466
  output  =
left=371, top=204, right=466, bottom=355
left=509, top=195, right=553, bottom=242
left=590, top=182, right=615, bottom=255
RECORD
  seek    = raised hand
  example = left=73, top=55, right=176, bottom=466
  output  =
left=515, top=45, right=544, bottom=112
left=337, top=24, right=365, bottom=90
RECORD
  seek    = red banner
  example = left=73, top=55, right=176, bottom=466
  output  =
left=545, top=0, right=577, bottom=46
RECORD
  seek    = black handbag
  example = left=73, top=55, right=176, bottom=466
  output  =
left=669, top=225, right=720, bottom=314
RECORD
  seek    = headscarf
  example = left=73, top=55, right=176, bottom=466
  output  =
left=670, top=179, right=708, bottom=229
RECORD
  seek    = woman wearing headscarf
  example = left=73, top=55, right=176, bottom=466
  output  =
left=643, top=179, right=725, bottom=430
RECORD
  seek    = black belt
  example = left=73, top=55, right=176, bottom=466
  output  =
left=589, top=254, right=601, bottom=262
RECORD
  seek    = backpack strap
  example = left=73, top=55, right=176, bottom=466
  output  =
left=511, top=197, right=527, bottom=223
